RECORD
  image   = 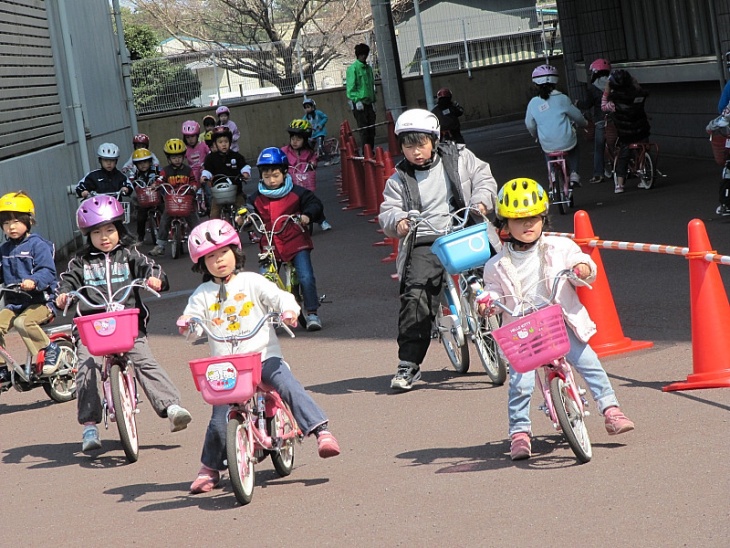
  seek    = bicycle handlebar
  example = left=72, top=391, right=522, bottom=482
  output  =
left=484, top=269, right=592, bottom=317
left=237, top=209, right=304, bottom=238
left=181, top=311, right=295, bottom=342
left=0, top=284, right=32, bottom=299
left=63, top=279, right=160, bottom=315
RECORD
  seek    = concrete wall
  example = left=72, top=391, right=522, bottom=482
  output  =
left=138, top=59, right=543, bottom=162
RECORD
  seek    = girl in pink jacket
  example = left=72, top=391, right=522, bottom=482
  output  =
left=480, top=178, right=634, bottom=461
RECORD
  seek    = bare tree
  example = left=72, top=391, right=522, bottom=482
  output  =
left=130, top=0, right=374, bottom=93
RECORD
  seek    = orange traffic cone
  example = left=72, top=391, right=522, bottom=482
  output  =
left=664, top=219, right=730, bottom=391
left=573, top=210, right=654, bottom=357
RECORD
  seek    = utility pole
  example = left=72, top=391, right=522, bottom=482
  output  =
left=369, top=0, right=406, bottom=118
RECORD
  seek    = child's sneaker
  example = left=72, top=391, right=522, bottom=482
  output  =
left=603, top=406, right=634, bottom=435
left=167, top=404, right=192, bottom=432
left=0, top=365, right=10, bottom=384
left=390, top=361, right=421, bottom=391
left=614, top=183, right=624, bottom=194
left=41, top=342, right=60, bottom=375
left=569, top=172, right=581, bottom=188
left=149, top=244, right=165, bottom=256
left=510, top=432, right=531, bottom=460
left=316, top=430, right=341, bottom=458
left=190, top=466, right=220, bottom=494
left=320, top=220, right=333, bottom=231
left=306, top=314, right=322, bottom=331
left=82, top=425, right=102, bottom=453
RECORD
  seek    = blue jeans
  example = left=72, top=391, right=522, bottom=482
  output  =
left=200, top=356, right=327, bottom=470
left=291, top=249, right=319, bottom=313
left=593, top=120, right=606, bottom=177
left=507, top=328, right=619, bottom=437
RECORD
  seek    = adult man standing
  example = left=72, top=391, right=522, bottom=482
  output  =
left=346, top=43, right=376, bottom=152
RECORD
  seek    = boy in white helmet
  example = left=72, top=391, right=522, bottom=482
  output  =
left=378, top=109, right=500, bottom=391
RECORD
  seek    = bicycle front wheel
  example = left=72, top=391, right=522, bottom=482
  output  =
left=110, top=363, right=139, bottom=463
left=227, top=415, right=255, bottom=505
left=436, top=288, right=469, bottom=374
left=474, top=316, right=508, bottom=385
left=550, top=374, right=592, bottom=463
left=170, top=224, right=181, bottom=260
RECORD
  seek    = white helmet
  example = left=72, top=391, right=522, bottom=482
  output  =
left=97, top=142, right=120, bottom=160
left=394, top=109, right=440, bottom=139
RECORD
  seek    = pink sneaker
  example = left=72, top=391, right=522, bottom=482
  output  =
left=510, top=432, right=531, bottom=461
left=603, top=407, right=635, bottom=435
left=316, top=431, right=341, bottom=458
left=189, top=466, right=220, bottom=494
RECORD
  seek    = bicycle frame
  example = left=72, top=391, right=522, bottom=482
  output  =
left=545, top=151, right=572, bottom=214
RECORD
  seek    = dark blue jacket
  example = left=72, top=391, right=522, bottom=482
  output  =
left=0, top=233, right=57, bottom=313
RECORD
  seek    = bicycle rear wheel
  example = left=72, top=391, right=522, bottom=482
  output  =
left=227, top=415, right=255, bottom=505
left=110, top=363, right=139, bottom=463
left=267, top=404, right=296, bottom=477
left=436, top=287, right=469, bottom=373
left=639, top=153, right=655, bottom=189
left=553, top=167, right=568, bottom=215
left=550, top=374, right=592, bottom=463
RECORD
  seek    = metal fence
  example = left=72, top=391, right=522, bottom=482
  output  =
left=131, top=6, right=560, bottom=115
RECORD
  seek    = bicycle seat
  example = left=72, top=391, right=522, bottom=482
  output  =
left=546, top=151, right=568, bottom=158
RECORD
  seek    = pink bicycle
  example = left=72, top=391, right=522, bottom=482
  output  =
left=489, top=269, right=593, bottom=463
left=185, top=312, right=302, bottom=505
left=66, top=280, right=160, bottom=463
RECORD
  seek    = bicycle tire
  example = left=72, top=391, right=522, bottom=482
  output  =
left=640, top=152, right=655, bottom=189
left=227, top=415, right=255, bottom=504
left=110, top=363, right=139, bottom=463
left=42, top=339, right=77, bottom=403
left=170, top=224, right=181, bottom=260
left=267, top=405, right=296, bottom=477
left=146, top=213, right=158, bottom=245
left=474, top=315, right=508, bottom=385
left=554, top=167, right=568, bottom=215
left=436, top=287, right=469, bottom=373
left=550, top=374, right=592, bottom=463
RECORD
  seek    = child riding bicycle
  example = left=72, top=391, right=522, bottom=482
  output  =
left=477, top=178, right=634, bottom=461
left=200, top=126, right=251, bottom=219
left=378, top=108, right=501, bottom=392
left=55, top=195, right=192, bottom=453
left=128, top=147, right=162, bottom=243
left=525, top=64, right=587, bottom=188
left=178, top=219, right=340, bottom=494
left=302, top=97, right=329, bottom=160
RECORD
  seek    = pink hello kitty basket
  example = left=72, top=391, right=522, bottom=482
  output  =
left=73, top=309, right=140, bottom=355
left=491, top=304, right=570, bottom=373
left=189, top=353, right=263, bottom=406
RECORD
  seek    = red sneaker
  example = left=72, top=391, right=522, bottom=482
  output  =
left=603, top=407, right=635, bottom=435
left=510, top=432, right=531, bottom=461
left=316, top=431, right=341, bottom=458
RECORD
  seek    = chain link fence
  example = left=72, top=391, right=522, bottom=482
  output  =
left=131, top=5, right=560, bottom=115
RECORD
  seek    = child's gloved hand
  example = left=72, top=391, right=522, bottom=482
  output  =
left=355, top=101, right=364, bottom=111
left=282, top=310, right=298, bottom=328
left=147, top=277, right=162, bottom=292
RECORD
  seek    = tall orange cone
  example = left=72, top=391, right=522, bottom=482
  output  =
left=573, top=210, right=653, bottom=357
left=664, top=219, right=730, bottom=391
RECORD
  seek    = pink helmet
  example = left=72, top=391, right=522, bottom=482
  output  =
left=188, top=219, right=241, bottom=264
left=182, top=120, right=201, bottom=136
left=133, top=133, right=150, bottom=146
left=589, top=58, right=611, bottom=74
left=215, top=106, right=230, bottom=116
left=76, top=195, right=125, bottom=235
left=531, top=64, right=559, bottom=85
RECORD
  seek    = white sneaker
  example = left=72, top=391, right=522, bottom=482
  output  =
left=167, top=404, right=192, bottom=432
left=149, top=245, right=165, bottom=256
left=569, top=172, right=581, bottom=188
left=320, top=220, right=333, bottom=231
left=614, top=184, right=624, bottom=194
left=390, top=361, right=421, bottom=391
left=637, top=180, right=651, bottom=190
left=716, top=205, right=730, bottom=216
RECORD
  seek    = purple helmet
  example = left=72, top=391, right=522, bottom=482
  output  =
left=76, top=195, right=125, bottom=235
left=531, top=64, right=559, bottom=85
left=216, top=106, right=230, bottom=116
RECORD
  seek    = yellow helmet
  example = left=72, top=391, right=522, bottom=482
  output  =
left=287, top=118, right=313, bottom=136
left=163, top=138, right=186, bottom=155
left=132, top=148, right=153, bottom=162
left=496, top=178, right=549, bottom=219
left=0, top=191, right=35, bottom=215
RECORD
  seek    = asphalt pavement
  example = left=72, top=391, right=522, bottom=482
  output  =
left=1, top=120, right=729, bottom=547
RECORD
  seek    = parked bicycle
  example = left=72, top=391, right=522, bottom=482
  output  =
left=487, top=269, right=593, bottom=463
left=65, top=280, right=160, bottom=463
left=185, top=312, right=302, bottom=505
left=407, top=209, right=506, bottom=382
left=316, top=136, right=340, bottom=165
left=0, top=286, right=78, bottom=403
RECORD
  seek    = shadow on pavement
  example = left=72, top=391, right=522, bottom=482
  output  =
left=0, top=398, right=56, bottom=415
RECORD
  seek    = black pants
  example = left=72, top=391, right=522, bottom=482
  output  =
left=353, top=104, right=376, bottom=152
left=397, top=246, right=446, bottom=365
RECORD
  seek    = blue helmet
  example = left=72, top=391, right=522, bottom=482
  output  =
left=257, top=147, right=289, bottom=169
